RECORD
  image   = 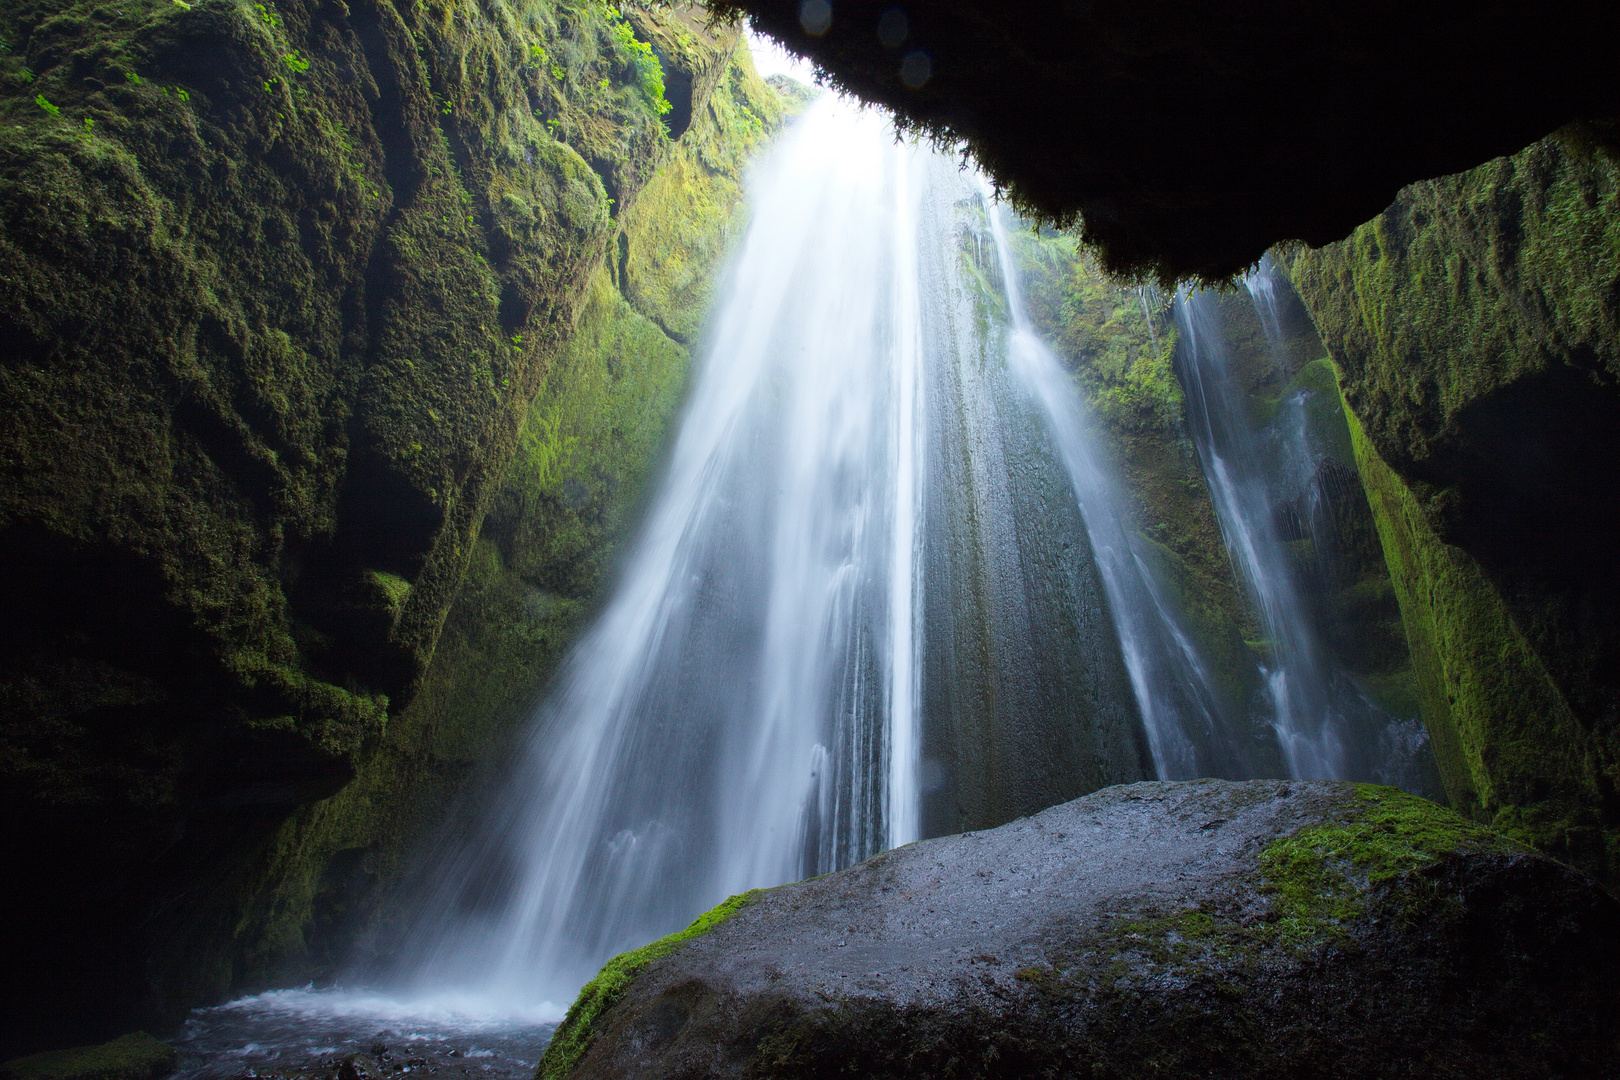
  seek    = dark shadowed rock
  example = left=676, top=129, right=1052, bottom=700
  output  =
left=712, top=0, right=1620, bottom=281
left=0, top=1033, right=174, bottom=1080
left=543, top=780, right=1619, bottom=1080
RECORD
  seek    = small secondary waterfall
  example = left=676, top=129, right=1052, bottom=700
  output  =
left=981, top=202, right=1262, bottom=782
left=1175, top=267, right=1438, bottom=789
left=386, top=98, right=1148, bottom=1015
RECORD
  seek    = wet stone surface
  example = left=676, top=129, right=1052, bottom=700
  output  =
left=553, top=779, right=1620, bottom=1080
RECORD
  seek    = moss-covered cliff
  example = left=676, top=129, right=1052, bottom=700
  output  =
left=161, top=49, right=786, bottom=1007
left=0, top=0, right=781, bottom=1054
left=1282, top=136, right=1620, bottom=883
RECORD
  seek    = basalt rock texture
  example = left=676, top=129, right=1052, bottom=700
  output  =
left=1282, top=136, right=1620, bottom=883
left=713, top=0, right=1620, bottom=281
left=0, top=0, right=752, bottom=1055
left=543, top=780, right=1620, bottom=1080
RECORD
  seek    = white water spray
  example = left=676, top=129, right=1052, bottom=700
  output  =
left=391, top=99, right=930, bottom=1012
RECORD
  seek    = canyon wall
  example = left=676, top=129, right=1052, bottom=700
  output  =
left=0, top=0, right=782, bottom=1052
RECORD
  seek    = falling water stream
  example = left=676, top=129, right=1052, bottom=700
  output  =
left=1174, top=261, right=1441, bottom=790
left=393, top=99, right=935, bottom=1012
left=175, top=95, right=1437, bottom=1077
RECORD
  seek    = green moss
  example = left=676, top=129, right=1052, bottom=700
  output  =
left=165, top=47, right=791, bottom=1004
left=1258, top=784, right=1514, bottom=943
left=1334, top=368, right=1603, bottom=869
left=536, top=889, right=768, bottom=1080
left=0, top=1033, right=174, bottom=1080
left=618, top=50, right=780, bottom=342
left=1281, top=136, right=1620, bottom=885
left=0, top=0, right=780, bottom=1035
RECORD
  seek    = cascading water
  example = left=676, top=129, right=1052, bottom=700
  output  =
left=979, top=200, right=1272, bottom=782
left=1173, top=269, right=1441, bottom=791
left=379, top=96, right=1148, bottom=1019
left=170, top=88, right=1437, bottom=1080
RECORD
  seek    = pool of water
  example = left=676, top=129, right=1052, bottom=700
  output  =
left=170, top=989, right=558, bottom=1080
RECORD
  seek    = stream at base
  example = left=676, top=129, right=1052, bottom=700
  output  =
left=170, top=990, right=554, bottom=1080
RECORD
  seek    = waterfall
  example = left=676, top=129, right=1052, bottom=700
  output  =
left=384, top=97, right=1146, bottom=1017
left=1175, top=273, right=1441, bottom=791
left=979, top=199, right=1267, bottom=782
left=1175, top=293, right=1347, bottom=777
left=1245, top=252, right=1288, bottom=347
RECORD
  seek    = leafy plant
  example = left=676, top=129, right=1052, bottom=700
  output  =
left=35, top=94, right=60, bottom=117
left=125, top=71, right=142, bottom=85
left=607, top=15, right=671, bottom=116
left=82, top=116, right=94, bottom=130
left=282, top=50, right=309, bottom=73
left=254, top=3, right=281, bottom=30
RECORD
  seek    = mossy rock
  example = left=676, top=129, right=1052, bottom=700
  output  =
left=549, top=780, right=1619, bottom=1080
left=538, top=889, right=769, bottom=1080
left=0, top=0, right=768, bottom=1051
left=1, top=1034, right=175, bottom=1080
left=1283, top=135, right=1620, bottom=883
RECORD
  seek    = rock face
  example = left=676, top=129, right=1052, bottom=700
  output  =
left=0, top=0, right=773, bottom=1053
left=544, top=780, right=1619, bottom=1080
left=713, top=0, right=1620, bottom=281
left=1282, top=137, right=1620, bottom=883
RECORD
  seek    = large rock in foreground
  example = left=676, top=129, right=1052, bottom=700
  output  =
left=544, top=781, right=1619, bottom=1080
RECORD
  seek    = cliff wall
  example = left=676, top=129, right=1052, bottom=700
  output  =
left=1284, top=135, right=1620, bottom=881
left=0, top=0, right=781, bottom=1052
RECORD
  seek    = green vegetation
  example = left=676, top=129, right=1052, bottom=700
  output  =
left=1284, top=135, right=1620, bottom=883
left=1258, top=783, right=1514, bottom=942
left=606, top=9, right=671, bottom=117
left=170, top=44, right=785, bottom=1008
left=0, top=0, right=781, bottom=1035
left=0, top=1033, right=174, bottom=1080
left=537, top=889, right=768, bottom=1080
left=1336, top=379, right=1602, bottom=861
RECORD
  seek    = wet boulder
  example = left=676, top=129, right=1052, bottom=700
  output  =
left=0, top=1034, right=175, bottom=1080
left=541, top=780, right=1619, bottom=1080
